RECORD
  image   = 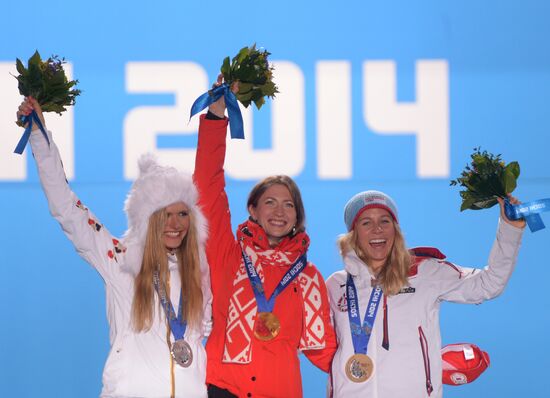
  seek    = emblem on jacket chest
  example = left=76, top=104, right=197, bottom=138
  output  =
left=337, top=291, right=348, bottom=312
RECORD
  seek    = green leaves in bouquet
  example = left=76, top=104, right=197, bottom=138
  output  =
left=220, top=44, right=278, bottom=109
left=450, top=147, right=520, bottom=211
left=504, top=161, right=520, bottom=194
left=14, top=50, right=81, bottom=119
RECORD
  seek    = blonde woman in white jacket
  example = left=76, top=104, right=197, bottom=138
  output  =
left=16, top=97, right=212, bottom=398
left=326, top=190, right=524, bottom=398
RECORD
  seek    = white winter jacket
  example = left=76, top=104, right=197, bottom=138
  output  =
left=326, top=220, right=523, bottom=398
left=30, top=129, right=212, bottom=398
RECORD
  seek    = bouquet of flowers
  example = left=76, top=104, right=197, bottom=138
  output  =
left=450, top=147, right=520, bottom=211
left=190, top=44, right=278, bottom=139
left=219, top=44, right=278, bottom=109
left=12, top=51, right=80, bottom=154
left=14, top=50, right=81, bottom=126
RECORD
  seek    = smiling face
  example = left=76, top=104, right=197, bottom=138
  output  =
left=248, top=184, right=297, bottom=246
left=162, top=202, right=190, bottom=250
left=354, top=207, right=396, bottom=275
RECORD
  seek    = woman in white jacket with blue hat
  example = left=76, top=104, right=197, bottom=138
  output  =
left=326, top=190, right=524, bottom=398
left=16, top=97, right=212, bottom=398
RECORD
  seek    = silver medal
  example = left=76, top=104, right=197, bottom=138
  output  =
left=171, top=339, right=193, bottom=368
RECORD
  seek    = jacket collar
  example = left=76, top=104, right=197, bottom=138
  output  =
left=167, top=252, right=178, bottom=271
left=343, top=250, right=375, bottom=288
left=237, top=219, right=310, bottom=255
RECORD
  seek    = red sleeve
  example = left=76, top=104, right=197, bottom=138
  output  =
left=193, top=114, right=238, bottom=275
left=303, top=267, right=337, bottom=373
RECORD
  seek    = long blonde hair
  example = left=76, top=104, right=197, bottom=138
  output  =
left=338, top=221, right=411, bottom=296
left=132, top=206, right=203, bottom=332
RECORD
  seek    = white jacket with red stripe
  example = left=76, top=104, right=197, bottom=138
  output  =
left=326, top=220, right=523, bottom=398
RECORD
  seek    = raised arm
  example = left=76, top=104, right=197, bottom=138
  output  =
left=436, top=197, right=524, bottom=303
left=20, top=98, right=124, bottom=282
left=193, top=79, right=240, bottom=274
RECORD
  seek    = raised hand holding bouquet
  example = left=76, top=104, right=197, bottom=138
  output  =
left=190, top=44, right=278, bottom=139
left=451, top=147, right=548, bottom=232
left=13, top=50, right=81, bottom=154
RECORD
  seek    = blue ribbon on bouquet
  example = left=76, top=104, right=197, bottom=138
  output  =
left=190, top=83, right=244, bottom=139
left=14, top=110, right=49, bottom=154
left=504, top=198, right=550, bottom=232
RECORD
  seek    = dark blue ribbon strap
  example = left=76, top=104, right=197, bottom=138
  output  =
left=242, top=251, right=269, bottom=311
left=504, top=198, right=549, bottom=232
left=241, top=249, right=307, bottom=313
left=346, top=273, right=383, bottom=354
left=14, top=110, right=50, bottom=154
left=153, top=272, right=186, bottom=340
left=190, top=83, right=244, bottom=139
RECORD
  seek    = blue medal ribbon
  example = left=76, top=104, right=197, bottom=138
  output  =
left=14, top=110, right=50, bottom=154
left=504, top=198, right=550, bottom=232
left=241, top=249, right=307, bottom=313
left=190, top=83, right=244, bottom=139
left=153, top=272, right=186, bottom=340
left=346, top=273, right=383, bottom=354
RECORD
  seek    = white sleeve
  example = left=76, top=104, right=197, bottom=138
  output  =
left=432, top=220, right=523, bottom=304
left=201, top=260, right=213, bottom=337
left=29, top=128, right=126, bottom=282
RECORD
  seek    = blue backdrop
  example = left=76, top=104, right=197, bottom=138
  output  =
left=1, top=1, right=549, bottom=397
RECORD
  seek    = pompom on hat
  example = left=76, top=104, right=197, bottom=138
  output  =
left=121, top=153, right=207, bottom=275
left=344, top=190, right=399, bottom=231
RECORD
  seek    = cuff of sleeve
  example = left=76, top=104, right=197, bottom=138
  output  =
left=498, top=218, right=524, bottom=242
left=199, top=113, right=229, bottom=129
left=206, top=110, right=225, bottom=120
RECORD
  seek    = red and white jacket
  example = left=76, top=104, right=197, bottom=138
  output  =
left=326, top=220, right=523, bottom=398
left=194, top=115, right=336, bottom=398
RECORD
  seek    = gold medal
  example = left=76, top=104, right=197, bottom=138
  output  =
left=254, top=312, right=281, bottom=341
left=345, top=353, right=374, bottom=383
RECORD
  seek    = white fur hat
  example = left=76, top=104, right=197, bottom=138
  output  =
left=121, top=153, right=208, bottom=275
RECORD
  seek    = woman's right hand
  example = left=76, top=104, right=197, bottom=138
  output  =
left=16, top=96, right=46, bottom=130
left=498, top=195, right=526, bottom=229
left=207, top=74, right=240, bottom=118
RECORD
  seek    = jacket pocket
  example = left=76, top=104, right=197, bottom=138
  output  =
left=418, top=326, right=433, bottom=396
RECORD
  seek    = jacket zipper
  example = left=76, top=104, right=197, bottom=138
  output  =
left=418, top=326, right=433, bottom=396
left=382, top=295, right=389, bottom=350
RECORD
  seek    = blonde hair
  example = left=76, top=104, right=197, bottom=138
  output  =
left=338, top=221, right=411, bottom=296
left=132, top=206, right=203, bottom=332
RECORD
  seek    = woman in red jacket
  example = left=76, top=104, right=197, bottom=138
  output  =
left=194, top=78, right=336, bottom=398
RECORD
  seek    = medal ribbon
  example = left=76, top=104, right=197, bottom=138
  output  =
left=346, top=273, right=383, bottom=354
left=504, top=197, right=550, bottom=232
left=190, top=83, right=244, bottom=139
left=14, top=110, right=50, bottom=154
left=153, top=272, right=186, bottom=340
left=241, top=249, right=307, bottom=313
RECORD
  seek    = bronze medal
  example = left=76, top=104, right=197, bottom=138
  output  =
left=253, top=312, right=281, bottom=341
left=171, top=339, right=193, bottom=368
left=345, top=353, right=374, bottom=383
